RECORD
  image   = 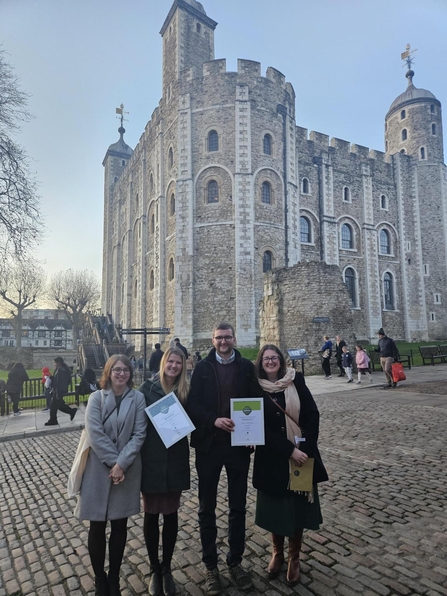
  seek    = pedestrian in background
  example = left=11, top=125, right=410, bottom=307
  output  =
left=139, top=347, right=190, bottom=596
left=6, top=362, right=29, bottom=416
left=375, top=328, right=399, bottom=389
left=74, top=354, right=146, bottom=596
left=334, top=335, right=347, bottom=377
left=341, top=346, right=353, bottom=383
left=44, top=356, right=77, bottom=426
left=320, top=335, right=332, bottom=379
left=148, top=343, right=164, bottom=376
left=41, top=366, right=52, bottom=411
left=355, top=345, right=373, bottom=384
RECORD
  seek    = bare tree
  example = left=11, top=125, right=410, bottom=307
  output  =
left=48, top=269, right=101, bottom=342
left=0, top=260, right=46, bottom=347
left=0, top=49, right=42, bottom=260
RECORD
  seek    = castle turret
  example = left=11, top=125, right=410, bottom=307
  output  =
left=385, top=67, right=443, bottom=163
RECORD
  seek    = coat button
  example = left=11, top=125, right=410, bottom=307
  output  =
left=276, top=412, right=280, bottom=416
left=281, top=427, right=285, bottom=432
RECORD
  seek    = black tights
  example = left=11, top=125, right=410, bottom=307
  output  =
left=88, top=518, right=128, bottom=578
left=143, top=511, right=178, bottom=568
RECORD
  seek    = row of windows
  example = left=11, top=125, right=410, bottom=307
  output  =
left=300, top=217, right=393, bottom=253
left=344, top=268, right=396, bottom=310
left=301, top=179, right=390, bottom=209
left=206, top=130, right=274, bottom=155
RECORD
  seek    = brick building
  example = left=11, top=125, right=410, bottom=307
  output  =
left=102, top=0, right=446, bottom=348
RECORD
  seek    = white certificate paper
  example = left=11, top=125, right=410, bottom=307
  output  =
left=230, top=398, right=265, bottom=446
left=145, top=392, right=195, bottom=449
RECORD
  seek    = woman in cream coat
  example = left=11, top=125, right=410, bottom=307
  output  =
left=74, top=354, right=146, bottom=596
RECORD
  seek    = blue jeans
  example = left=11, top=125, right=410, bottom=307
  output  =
left=195, top=442, right=250, bottom=569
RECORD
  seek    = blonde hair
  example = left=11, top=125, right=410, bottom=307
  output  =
left=159, top=347, right=189, bottom=403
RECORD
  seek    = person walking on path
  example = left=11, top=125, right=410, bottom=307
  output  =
left=375, top=328, right=399, bottom=389
left=44, top=357, right=77, bottom=426
left=252, top=344, right=328, bottom=586
left=320, top=335, right=333, bottom=379
left=41, top=366, right=52, bottom=411
left=187, top=322, right=255, bottom=595
left=341, top=346, right=353, bottom=383
left=139, top=347, right=190, bottom=596
left=6, top=362, right=29, bottom=416
left=173, top=338, right=188, bottom=359
left=355, top=345, right=373, bottom=384
left=74, top=354, right=147, bottom=596
left=148, top=343, right=164, bottom=376
left=335, top=335, right=347, bottom=377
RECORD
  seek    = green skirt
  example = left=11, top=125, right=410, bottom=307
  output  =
left=255, top=486, right=322, bottom=536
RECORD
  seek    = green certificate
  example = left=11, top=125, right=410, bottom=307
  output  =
left=230, top=398, right=265, bottom=446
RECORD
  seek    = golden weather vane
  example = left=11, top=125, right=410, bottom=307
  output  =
left=401, top=44, right=417, bottom=69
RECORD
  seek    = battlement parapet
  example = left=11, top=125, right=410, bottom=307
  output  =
left=203, top=59, right=226, bottom=76
left=266, top=66, right=286, bottom=88
left=237, top=58, right=261, bottom=77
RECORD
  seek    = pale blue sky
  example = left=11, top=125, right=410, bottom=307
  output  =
left=2, top=0, right=447, bottom=278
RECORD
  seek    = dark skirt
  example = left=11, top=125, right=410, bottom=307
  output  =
left=255, top=486, right=322, bottom=536
left=142, top=491, right=182, bottom=515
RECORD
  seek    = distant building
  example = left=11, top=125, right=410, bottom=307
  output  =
left=102, top=0, right=447, bottom=345
left=0, top=309, right=73, bottom=349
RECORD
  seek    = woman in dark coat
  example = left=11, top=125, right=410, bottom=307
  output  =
left=253, top=345, right=328, bottom=586
left=74, top=354, right=147, bottom=596
left=320, top=335, right=333, bottom=379
left=6, top=362, right=29, bottom=416
left=44, top=356, right=77, bottom=426
left=139, top=347, right=190, bottom=596
left=334, top=335, right=347, bottom=377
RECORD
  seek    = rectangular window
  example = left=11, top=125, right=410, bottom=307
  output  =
left=38, top=330, right=47, bottom=338
left=54, top=330, right=62, bottom=338
left=423, top=264, right=429, bottom=276
left=1, top=330, right=11, bottom=338
left=406, top=242, right=411, bottom=252
left=434, top=293, right=441, bottom=304
left=430, top=312, right=436, bottom=322
left=54, top=340, right=62, bottom=347
left=44, top=340, right=47, bottom=346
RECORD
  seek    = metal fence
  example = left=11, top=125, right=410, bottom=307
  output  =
left=0, top=376, right=79, bottom=416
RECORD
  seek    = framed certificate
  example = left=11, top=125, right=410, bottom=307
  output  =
left=230, top=398, right=265, bottom=446
left=145, top=391, right=195, bottom=449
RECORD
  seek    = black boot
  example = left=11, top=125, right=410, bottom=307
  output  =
left=161, top=564, right=176, bottom=596
left=107, top=574, right=121, bottom=596
left=149, top=563, right=163, bottom=596
left=94, top=573, right=109, bottom=596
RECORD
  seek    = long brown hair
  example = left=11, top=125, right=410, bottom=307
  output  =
left=254, top=344, right=287, bottom=380
left=159, top=347, right=189, bottom=403
left=100, top=354, right=134, bottom=390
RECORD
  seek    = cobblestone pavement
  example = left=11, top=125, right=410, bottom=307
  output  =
left=1, top=385, right=446, bottom=596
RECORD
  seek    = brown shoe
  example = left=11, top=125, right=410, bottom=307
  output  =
left=286, top=530, right=303, bottom=586
left=267, top=534, right=285, bottom=578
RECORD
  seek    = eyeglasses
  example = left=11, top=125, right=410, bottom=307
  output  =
left=262, top=356, right=280, bottom=363
left=112, top=367, right=130, bottom=375
left=213, top=336, right=234, bottom=342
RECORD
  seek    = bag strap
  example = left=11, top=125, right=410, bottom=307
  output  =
left=101, top=388, right=131, bottom=424
left=265, top=392, right=297, bottom=425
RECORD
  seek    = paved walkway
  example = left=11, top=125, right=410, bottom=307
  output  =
left=1, top=365, right=446, bottom=595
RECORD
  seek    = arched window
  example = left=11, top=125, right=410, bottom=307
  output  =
left=122, top=160, right=126, bottom=167
left=300, top=216, right=311, bottom=243
left=207, top=130, right=219, bottom=152
left=168, top=258, right=175, bottom=281
left=432, top=123, right=437, bottom=135
left=134, top=279, right=138, bottom=299
left=341, top=224, right=354, bottom=249
left=170, top=193, right=176, bottom=215
left=383, top=272, right=395, bottom=310
left=263, top=134, right=272, bottom=155
left=149, top=269, right=154, bottom=290
left=343, top=186, right=351, bottom=202
left=207, top=180, right=219, bottom=203
left=380, top=229, right=391, bottom=254
left=261, top=181, right=272, bottom=204
left=114, top=176, right=118, bottom=183
left=431, top=104, right=435, bottom=114
left=380, top=194, right=388, bottom=210
left=168, top=147, right=174, bottom=169
left=420, top=147, right=426, bottom=160
left=400, top=109, right=406, bottom=120
left=263, top=251, right=273, bottom=273
left=196, top=22, right=201, bottom=33
left=149, top=173, right=154, bottom=192
left=344, top=268, right=357, bottom=307
left=135, top=193, right=139, bottom=212
left=151, top=213, right=155, bottom=234
left=302, top=178, right=309, bottom=194
left=400, top=149, right=406, bottom=154
left=401, top=129, right=407, bottom=141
